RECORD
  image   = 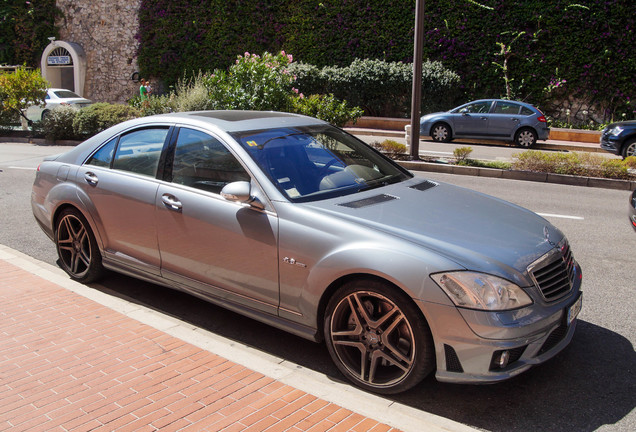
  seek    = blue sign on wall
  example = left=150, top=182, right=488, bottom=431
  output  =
left=48, top=56, right=72, bottom=65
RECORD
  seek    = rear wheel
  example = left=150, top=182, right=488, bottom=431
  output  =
left=324, top=279, right=434, bottom=394
left=55, top=208, right=105, bottom=283
left=515, top=128, right=537, bottom=147
left=430, top=123, right=452, bottom=142
left=622, top=139, right=636, bottom=158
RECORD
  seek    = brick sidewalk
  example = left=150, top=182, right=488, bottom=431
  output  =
left=0, top=258, right=401, bottom=432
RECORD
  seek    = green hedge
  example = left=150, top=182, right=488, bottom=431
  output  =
left=138, top=0, right=635, bottom=122
left=289, top=59, right=462, bottom=117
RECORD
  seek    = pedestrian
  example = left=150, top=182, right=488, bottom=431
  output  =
left=139, top=79, right=148, bottom=102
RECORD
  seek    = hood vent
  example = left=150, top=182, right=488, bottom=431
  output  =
left=410, top=180, right=438, bottom=191
left=338, top=194, right=398, bottom=209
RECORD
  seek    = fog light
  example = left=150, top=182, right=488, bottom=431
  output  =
left=497, top=350, right=510, bottom=368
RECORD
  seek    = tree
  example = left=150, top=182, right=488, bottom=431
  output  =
left=0, top=67, right=49, bottom=124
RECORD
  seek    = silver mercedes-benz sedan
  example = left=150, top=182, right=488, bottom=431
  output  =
left=32, top=111, right=582, bottom=394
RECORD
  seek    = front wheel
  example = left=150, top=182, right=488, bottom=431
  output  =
left=622, top=139, right=636, bottom=158
left=324, top=279, right=435, bottom=394
left=430, top=123, right=452, bottom=142
left=55, top=208, right=105, bottom=283
left=515, top=128, right=537, bottom=147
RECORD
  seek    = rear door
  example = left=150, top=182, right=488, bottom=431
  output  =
left=78, top=126, right=171, bottom=275
left=488, top=101, right=524, bottom=138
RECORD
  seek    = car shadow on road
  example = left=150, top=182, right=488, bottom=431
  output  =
left=92, top=272, right=635, bottom=432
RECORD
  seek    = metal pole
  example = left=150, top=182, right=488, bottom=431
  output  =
left=410, top=0, right=425, bottom=160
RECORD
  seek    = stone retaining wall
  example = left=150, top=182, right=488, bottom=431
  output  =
left=56, top=0, right=142, bottom=104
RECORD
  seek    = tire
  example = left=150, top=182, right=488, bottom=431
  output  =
left=622, top=139, right=636, bottom=158
left=430, top=123, right=452, bottom=142
left=515, top=128, right=537, bottom=147
left=55, top=208, right=105, bottom=283
left=41, top=110, right=50, bottom=121
left=324, top=279, right=435, bottom=394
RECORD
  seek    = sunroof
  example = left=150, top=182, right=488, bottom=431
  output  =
left=192, top=111, right=293, bottom=122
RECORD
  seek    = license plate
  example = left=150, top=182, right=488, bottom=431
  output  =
left=567, top=294, right=582, bottom=325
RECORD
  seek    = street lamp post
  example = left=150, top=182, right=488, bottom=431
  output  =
left=410, top=0, right=425, bottom=160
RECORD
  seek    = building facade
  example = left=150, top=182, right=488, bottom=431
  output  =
left=40, top=0, right=142, bottom=103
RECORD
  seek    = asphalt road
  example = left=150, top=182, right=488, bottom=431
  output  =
left=354, top=134, right=621, bottom=163
left=1, top=142, right=634, bottom=432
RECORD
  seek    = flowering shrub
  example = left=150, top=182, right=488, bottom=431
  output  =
left=203, top=51, right=298, bottom=111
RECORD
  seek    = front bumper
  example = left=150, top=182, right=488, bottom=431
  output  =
left=600, top=134, right=622, bottom=155
left=417, top=270, right=582, bottom=384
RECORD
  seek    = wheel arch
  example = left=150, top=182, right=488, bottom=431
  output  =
left=620, top=136, right=636, bottom=158
left=52, top=202, right=104, bottom=252
left=514, top=126, right=538, bottom=140
left=315, top=272, right=435, bottom=344
left=430, top=121, right=453, bottom=140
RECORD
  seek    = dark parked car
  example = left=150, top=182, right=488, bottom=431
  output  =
left=600, top=120, right=636, bottom=158
left=630, top=189, right=636, bottom=231
left=32, top=111, right=582, bottom=393
left=420, top=99, right=550, bottom=147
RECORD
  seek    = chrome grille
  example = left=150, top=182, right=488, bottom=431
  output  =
left=529, top=240, right=576, bottom=301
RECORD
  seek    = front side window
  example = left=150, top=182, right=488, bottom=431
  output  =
left=111, top=128, right=168, bottom=177
left=170, top=128, right=249, bottom=194
left=456, top=101, right=491, bottom=114
left=232, top=125, right=411, bottom=202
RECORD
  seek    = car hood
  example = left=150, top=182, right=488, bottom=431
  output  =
left=305, top=178, right=560, bottom=285
left=420, top=111, right=448, bottom=121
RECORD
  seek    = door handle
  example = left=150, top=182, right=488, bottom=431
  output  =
left=161, top=194, right=182, bottom=211
left=84, top=172, right=98, bottom=186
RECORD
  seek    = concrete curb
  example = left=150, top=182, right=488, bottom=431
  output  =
left=398, top=160, right=636, bottom=191
left=0, top=243, right=479, bottom=432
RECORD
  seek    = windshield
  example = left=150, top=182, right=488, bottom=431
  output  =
left=232, top=125, right=412, bottom=202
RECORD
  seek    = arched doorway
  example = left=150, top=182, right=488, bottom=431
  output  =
left=41, top=40, right=87, bottom=97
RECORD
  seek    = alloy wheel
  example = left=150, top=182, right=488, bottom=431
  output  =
left=56, top=213, right=93, bottom=279
left=328, top=290, right=417, bottom=389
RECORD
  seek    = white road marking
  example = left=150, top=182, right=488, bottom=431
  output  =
left=419, top=150, right=454, bottom=156
left=7, top=166, right=37, bottom=170
left=537, top=212, right=584, bottom=220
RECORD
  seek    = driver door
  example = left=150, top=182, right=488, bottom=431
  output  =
left=155, top=127, right=280, bottom=315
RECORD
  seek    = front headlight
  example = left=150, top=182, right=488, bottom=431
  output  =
left=431, top=272, right=533, bottom=311
left=609, top=125, right=624, bottom=136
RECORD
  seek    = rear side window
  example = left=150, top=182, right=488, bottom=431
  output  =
left=493, top=101, right=521, bottom=114
left=87, top=137, right=117, bottom=167
left=520, top=107, right=535, bottom=116
left=111, top=128, right=168, bottom=177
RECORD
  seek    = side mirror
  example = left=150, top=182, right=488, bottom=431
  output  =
left=220, top=181, right=264, bottom=210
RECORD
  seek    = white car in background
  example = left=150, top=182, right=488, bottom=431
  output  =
left=25, top=88, right=92, bottom=122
